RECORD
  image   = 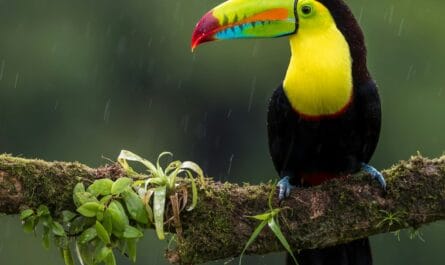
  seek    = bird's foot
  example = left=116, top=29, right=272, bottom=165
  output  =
left=361, top=163, right=386, bottom=190
left=277, top=176, right=296, bottom=201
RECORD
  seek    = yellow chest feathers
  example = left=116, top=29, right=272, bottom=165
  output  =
left=283, top=24, right=353, bottom=117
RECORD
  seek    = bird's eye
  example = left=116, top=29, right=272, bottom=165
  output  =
left=301, top=5, right=312, bottom=15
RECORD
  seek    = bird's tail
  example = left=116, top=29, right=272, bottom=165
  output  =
left=287, top=238, right=372, bottom=265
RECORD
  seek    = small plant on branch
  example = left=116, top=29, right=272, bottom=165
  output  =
left=20, top=150, right=204, bottom=265
left=239, top=184, right=297, bottom=265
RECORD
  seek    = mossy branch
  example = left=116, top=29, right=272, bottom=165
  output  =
left=1, top=154, right=445, bottom=264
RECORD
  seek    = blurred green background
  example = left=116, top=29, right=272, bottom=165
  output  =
left=0, top=0, right=444, bottom=264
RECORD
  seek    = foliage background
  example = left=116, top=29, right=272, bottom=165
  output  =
left=0, top=0, right=444, bottom=264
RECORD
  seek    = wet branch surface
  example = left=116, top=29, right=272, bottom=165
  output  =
left=0, top=154, right=445, bottom=264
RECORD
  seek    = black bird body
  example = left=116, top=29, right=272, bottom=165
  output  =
left=267, top=80, right=381, bottom=187
left=268, top=81, right=380, bottom=265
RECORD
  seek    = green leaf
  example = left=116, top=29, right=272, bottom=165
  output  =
left=164, top=160, right=181, bottom=175
left=68, top=216, right=94, bottom=235
left=100, top=195, right=113, bottom=205
left=61, top=210, right=77, bottom=223
left=102, top=209, right=113, bottom=234
left=167, top=165, right=181, bottom=191
left=126, top=239, right=137, bottom=263
left=122, top=190, right=148, bottom=224
left=95, top=246, right=112, bottom=263
left=145, top=203, right=154, bottom=225
left=74, top=182, right=86, bottom=193
left=40, top=215, right=52, bottom=227
left=249, top=212, right=273, bottom=221
left=37, top=205, right=50, bottom=217
left=73, top=192, right=99, bottom=208
left=76, top=242, right=95, bottom=265
left=156, top=151, right=173, bottom=174
left=78, top=227, right=97, bottom=244
left=23, top=216, right=37, bottom=233
left=153, top=186, right=167, bottom=240
left=108, top=201, right=129, bottom=233
left=181, top=161, right=205, bottom=185
left=20, top=209, right=34, bottom=220
left=103, top=251, right=117, bottom=265
left=96, top=209, right=104, bottom=221
left=268, top=217, right=297, bottom=265
left=62, top=248, right=74, bottom=265
left=87, top=179, right=114, bottom=196
left=42, top=225, right=51, bottom=249
left=187, top=175, right=198, bottom=211
left=114, top=200, right=128, bottom=217
left=77, top=202, right=102, bottom=217
left=117, top=150, right=157, bottom=174
left=51, top=221, right=66, bottom=237
left=239, top=220, right=268, bottom=265
left=123, top=225, right=143, bottom=239
left=73, top=183, right=86, bottom=207
left=145, top=177, right=166, bottom=186
left=55, top=235, right=69, bottom=249
left=111, top=177, right=133, bottom=195
left=96, top=221, right=111, bottom=244
left=23, top=215, right=39, bottom=233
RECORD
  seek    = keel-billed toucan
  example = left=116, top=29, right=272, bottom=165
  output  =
left=192, top=0, right=386, bottom=264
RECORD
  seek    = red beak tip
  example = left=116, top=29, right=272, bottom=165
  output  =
left=190, top=37, right=200, bottom=52
left=190, top=11, right=220, bottom=51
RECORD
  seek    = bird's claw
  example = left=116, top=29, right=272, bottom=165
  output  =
left=277, top=176, right=295, bottom=201
left=361, top=163, right=386, bottom=191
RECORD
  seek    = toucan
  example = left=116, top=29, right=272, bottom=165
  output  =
left=191, top=0, right=386, bottom=264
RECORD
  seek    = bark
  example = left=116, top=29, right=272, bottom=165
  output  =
left=0, top=153, right=444, bottom=265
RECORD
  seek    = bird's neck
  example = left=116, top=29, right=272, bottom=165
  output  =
left=283, top=25, right=353, bottom=117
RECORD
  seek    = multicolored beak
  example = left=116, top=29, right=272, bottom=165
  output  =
left=191, top=0, right=297, bottom=51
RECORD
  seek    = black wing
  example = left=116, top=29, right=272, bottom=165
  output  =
left=267, top=85, right=300, bottom=181
left=356, top=80, right=381, bottom=163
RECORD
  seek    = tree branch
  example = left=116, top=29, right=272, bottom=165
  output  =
left=1, top=154, right=444, bottom=265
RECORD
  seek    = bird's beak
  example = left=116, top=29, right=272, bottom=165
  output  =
left=191, top=0, right=297, bottom=51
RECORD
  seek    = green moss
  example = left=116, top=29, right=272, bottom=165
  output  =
left=0, top=155, right=94, bottom=213
left=176, top=184, right=239, bottom=264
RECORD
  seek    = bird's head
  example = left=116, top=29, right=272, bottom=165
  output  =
left=191, top=0, right=342, bottom=50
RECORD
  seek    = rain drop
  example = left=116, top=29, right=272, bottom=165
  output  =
left=227, top=154, right=234, bottom=175
left=397, top=18, right=405, bottom=36
left=358, top=7, right=364, bottom=23
left=104, top=99, right=111, bottom=122
left=388, top=5, right=394, bottom=25
left=181, top=115, right=190, bottom=133
left=248, top=77, right=257, bottom=112
left=227, top=109, right=232, bottom=119
left=252, top=40, right=259, bottom=57
left=406, top=65, right=414, bottom=81
left=14, top=72, right=19, bottom=88
left=0, top=60, right=5, bottom=81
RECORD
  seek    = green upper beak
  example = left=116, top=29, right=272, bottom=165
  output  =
left=191, top=0, right=297, bottom=50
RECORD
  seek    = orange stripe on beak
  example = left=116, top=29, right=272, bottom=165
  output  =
left=242, top=8, right=289, bottom=24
